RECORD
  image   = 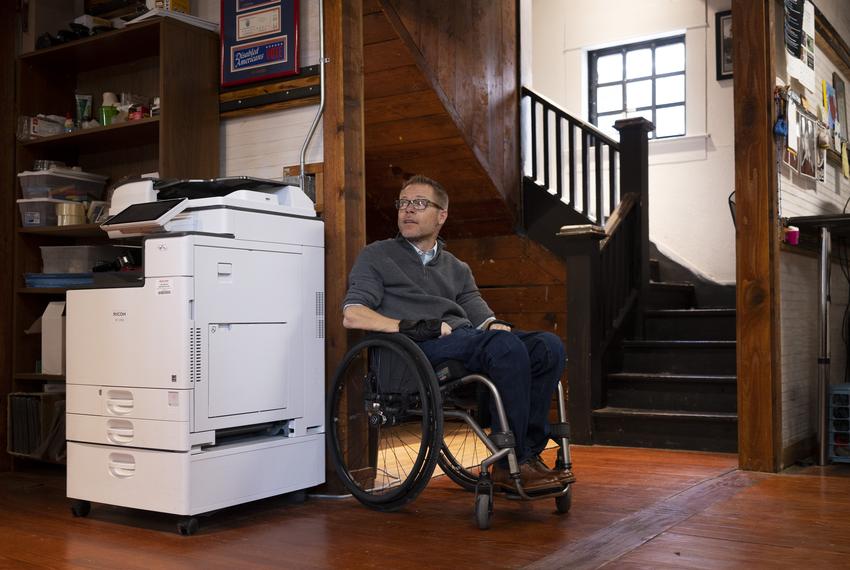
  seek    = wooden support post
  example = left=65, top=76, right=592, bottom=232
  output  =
left=732, top=0, right=781, bottom=472
left=558, top=227, right=605, bottom=444
left=615, top=118, right=653, bottom=339
left=322, top=0, right=366, bottom=488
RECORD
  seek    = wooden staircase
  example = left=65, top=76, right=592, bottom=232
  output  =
left=594, top=276, right=738, bottom=452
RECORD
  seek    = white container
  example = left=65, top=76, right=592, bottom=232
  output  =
left=40, top=245, right=120, bottom=273
left=17, top=198, right=74, bottom=226
left=18, top=168, right=108, bottom=200
left=41, top=302, right=66, bottom=375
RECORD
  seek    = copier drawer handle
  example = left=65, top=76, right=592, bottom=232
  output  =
left=107, top=454, right=136, bottom=478
left=106, top=391, right=134, bottom=415
left=106, top=420, right=134, bottom=444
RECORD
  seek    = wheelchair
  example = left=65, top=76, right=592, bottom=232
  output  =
left=327, top=333, right=573, bottom=529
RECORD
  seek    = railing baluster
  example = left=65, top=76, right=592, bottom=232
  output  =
left=581, top=131, right=590, bottom=218
left=542, top=108, right=550, bottom=191
left=530, top=97, right=537, bottom=182
left=595, top=139, right=603, bottom=223
left=609, top=147, right=617, bottom=219
left=568, top=121, right=576, bottom=206
left=555, top=116, right=563, bottom=200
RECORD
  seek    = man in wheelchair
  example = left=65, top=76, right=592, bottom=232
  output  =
left=342, top=174, right=574, bottom=493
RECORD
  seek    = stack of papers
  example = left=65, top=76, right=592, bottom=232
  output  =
left=126, top=8, right=218, bottom=33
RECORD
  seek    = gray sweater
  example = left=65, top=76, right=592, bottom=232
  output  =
left=343, top=236, right=494, bottom=330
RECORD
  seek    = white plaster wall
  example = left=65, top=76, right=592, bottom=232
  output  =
left=775, top=0, right=850, bottom=453
left=529, top=0, right=735, bottom=283
left=192, top=0, right=324, bottom=179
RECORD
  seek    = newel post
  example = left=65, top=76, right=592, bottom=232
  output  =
left=558, top=226, right=606, bottom=444
left=615, top=118, right=654, bottom=334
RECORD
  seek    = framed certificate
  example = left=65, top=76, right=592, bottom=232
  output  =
left=221, top=0, right=299, bottom=87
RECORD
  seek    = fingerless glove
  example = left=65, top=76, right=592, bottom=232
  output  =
left=398, top=319, right=442, bottom=341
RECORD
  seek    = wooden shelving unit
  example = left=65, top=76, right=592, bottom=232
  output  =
left=5, top=16, right=220, bottom=466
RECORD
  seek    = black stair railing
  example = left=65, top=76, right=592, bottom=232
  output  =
left=520, top=87, right=654, bottom=445
left=521, top=86, right=620, bottom=225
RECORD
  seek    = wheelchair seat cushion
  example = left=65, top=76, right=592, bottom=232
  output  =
left=434, top=359, right=469, bottom=383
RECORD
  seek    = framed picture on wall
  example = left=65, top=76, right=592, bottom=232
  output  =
left=221, top=0, right=299, bottom=88
left=716, top=10, right=733, bottom=80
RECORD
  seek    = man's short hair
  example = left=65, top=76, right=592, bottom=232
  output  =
left=401, top=174, right=449, bottom=210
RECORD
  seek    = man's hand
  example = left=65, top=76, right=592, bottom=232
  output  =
left=440, top=322, right=452, bottom=336
left=486, top=319, right=514, bottom=332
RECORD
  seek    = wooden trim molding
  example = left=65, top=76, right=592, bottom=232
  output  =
left=732, top=0, right=782, bottom=472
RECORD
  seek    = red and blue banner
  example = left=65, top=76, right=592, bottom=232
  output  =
left=221, top=0, right=299, bottom=87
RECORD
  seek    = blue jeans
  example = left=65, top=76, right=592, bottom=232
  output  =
left=417, top=326, right=566, bottom=463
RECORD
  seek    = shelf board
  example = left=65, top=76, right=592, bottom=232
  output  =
left=20, top=116, right=160, bottom=152
left=18, top=223, right=104, bottom=238
left=14, top=373, right=65, bottom=383
left=16, top=288, right=69, bottom=295
left=19, top=19, right=161, bottom=72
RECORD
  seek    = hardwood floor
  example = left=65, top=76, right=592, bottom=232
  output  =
left=0, top=446, right=848, bottom=569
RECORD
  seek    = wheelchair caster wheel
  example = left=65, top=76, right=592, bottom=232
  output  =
left=475, top=492, right=493, bottom=530
left=70, top=500, right=91, bottom=518
left=177, top=517, right=199, bottom=536
left=555, top=485, right=572, bottom=514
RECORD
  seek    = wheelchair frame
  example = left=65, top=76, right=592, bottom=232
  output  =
left=327, top=333, right=574, bottom=530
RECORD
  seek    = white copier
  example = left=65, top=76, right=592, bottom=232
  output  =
left=65, top=178, right=325, bottom=532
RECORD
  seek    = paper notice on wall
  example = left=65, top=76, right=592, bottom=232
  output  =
left=787, top=0, right=816, bottom=93
left=843, top=142, right=849, bottom=178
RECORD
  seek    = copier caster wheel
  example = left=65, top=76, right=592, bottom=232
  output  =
left=177, top=517, right=199, bottom=536
left=70, top=500, right=91, bottom=518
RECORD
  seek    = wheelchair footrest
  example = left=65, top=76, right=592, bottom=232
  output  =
left=490, top=431, right=516, bottom=449
left=549, top=422, right=570, bottom=439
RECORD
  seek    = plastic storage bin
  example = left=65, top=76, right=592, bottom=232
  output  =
left=40, top=245, right=122, bottom=273
left=18, top=167, right=108, bottom=200
left=829, top=384, right=850, bottom=463
left=17, top=198, right=76, bottom=227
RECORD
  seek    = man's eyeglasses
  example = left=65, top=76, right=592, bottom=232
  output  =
left=394, top=198, right=444, bottom=211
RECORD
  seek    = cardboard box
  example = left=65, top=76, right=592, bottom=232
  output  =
left=41, top=302, right=66, bottom=375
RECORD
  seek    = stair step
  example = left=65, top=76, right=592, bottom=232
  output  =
left=644, top=308, right=736, bottom=341
left=607, top=372, right=737, bottom=412
left=619, top=340, right=736, bottom=375
left=593, top=406, right=737, bottom=421
left=592, top=406, right=738, bottom=452
left=648, top=281, right=695, bottom=309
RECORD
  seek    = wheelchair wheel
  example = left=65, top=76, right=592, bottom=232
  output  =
left=438, top=418, right=490, bottom=492
left=328, top=334, right=443, bottom=512
left=555, top=485, right=572, bottom=514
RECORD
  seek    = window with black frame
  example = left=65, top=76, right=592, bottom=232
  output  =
left=588, top=34, right=686, bottom=140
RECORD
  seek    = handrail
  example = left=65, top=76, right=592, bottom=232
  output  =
left=601, top=192, right=639, bottom=249
left=521, top=86, right=620, bottom=226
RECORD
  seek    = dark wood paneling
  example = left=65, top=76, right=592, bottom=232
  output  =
left=362, top=2, right=518, bottom=238
left=159, top=19, right=219, bottom=178
left=732, top=0, right=781, bottom=472
left=0, top=0, right=17, bottom=472
left=382, top=0, right=520, bottom=215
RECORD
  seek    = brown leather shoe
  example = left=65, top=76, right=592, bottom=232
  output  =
left=531, top=456, right=576, bottom=484
left=491, top=461, right=562, bottom=493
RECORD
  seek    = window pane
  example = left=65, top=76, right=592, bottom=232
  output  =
left=656, top=74, right=685, bottom=105
left=626, top=49, right=652, bottom=79
left=656, top=42, right=685, bottom=74
left=655, top=105, right=685, bottom=137
left=596, top=54, right=623, bottom=83
left=626, top=80, right=652, bottom=110
left=597, top=113, right=624, bottom=139
left=596, top=85, right=623, bottom=113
